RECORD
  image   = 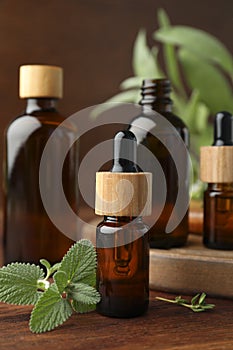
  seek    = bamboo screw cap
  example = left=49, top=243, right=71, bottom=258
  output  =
left=95, top=172, right=152, bottom=217
left=19, top=65, right=63, bottom=98
left=200, top=112, right=233, bottom=183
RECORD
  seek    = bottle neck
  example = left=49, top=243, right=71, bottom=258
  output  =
left=208, top=183, right=233, bottom=191
left=25, top=98, right=59, bottom=114
left=140, top=78, right=172, bottom=113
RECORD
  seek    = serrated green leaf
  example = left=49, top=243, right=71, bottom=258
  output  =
left=30, top=284, right=73, bottom=333
left=155, top=25, right=233, bottom=76
left=59, top=239, right=97, bottom=284
left=53, top=271, right=68, bottom=294
left=76, top=272, right=96, bottom=287
left=0, top=263, right=44, bottom=305
left=157, top=8, right=186, bottom=96
left=133, top=29, right=163, bottom=78
left=68, top=283, right=101, bottom=305
left=178, top=49, right=233, bottom=113
left=72, top=300, right=96, bottom=313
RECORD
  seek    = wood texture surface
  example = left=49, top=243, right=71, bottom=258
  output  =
left=95, top=172, right=152, bottom=216
left=0, top=291, right=233, bottom=350
left=19, top=65, right=63, bottom=99
left=200, top=146, right=233, bottom=182
left=150, top=234, right=233, bottom=298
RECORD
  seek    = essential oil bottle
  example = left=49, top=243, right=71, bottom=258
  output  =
left=95, top=131, right=152, bottom=317
left=200, top=111, right=233, bottom=250
left=129, top=78, right=189, bottom=248
left=3, top=65, right=78, bottom=264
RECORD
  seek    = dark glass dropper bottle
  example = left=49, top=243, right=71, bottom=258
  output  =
left=95, top=131, right=151, bottom=317
left=129, top=79, right=189, bottom=248
left=201, top=111, right=233, bottom=250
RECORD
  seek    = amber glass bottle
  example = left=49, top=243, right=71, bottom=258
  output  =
left=95, top=130, right=152, bottom=317
left=201, top=111, right=233, bottom=250
left=96, top=216, right=149, bottom=317
left=3, top=65, right=77, bottom=264
left=129, top=78, right=189, bottom=248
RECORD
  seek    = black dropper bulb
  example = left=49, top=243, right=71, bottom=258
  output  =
left=213, top=111, right=233, bottom=146
left=111, top=130, right=139, bottom=173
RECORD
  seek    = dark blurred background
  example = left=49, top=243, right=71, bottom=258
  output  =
left=0, top=0, right=232, bottom=209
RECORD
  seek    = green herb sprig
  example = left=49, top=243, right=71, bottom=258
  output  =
left=0, top=239, right=100, bottom=333
left=156, top=293, right=215, bottom=312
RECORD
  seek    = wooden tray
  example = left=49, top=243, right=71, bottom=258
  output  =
left=149, top=234, right=233, bottom=299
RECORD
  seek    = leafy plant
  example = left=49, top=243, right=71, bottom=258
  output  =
left=156, top=292, right=215, bottom=312
left=96, top=8, right=233, bottom=198
left=0, top=239, right=100, bottom=333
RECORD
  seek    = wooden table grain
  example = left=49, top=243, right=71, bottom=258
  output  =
left=0, top=290, right=233, bottom=349
left=0, top=217, right=233, bottom=350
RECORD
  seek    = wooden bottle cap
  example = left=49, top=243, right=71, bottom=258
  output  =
left=19, top=65, right=63, bottom=98
left=200, top=146, right=233, bottom=183
left=95, top=172, right=152, bottom=216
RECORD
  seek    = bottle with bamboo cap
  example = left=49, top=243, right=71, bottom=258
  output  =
left=95, top=130, right=152, bottom=317
left=3, top=64, right=78, bottom=264
left=200, top=111, right=233, bottom=250
left=129, top=78, right=189, bottom=248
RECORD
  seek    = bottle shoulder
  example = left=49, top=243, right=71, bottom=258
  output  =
left=6, top=112, right=77, bottom=139
left=130, top=111, right=188, bottom=129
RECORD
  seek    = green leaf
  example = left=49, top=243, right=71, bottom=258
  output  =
left=157, top=8, right=186, bottom=96
left=0, top=263, right=44, bottom=305
left=72, top=300, right=96, bottom=314
left=40, top=259, right=51, bottom=271
left=30, top=285, right=73, bottom=333
left=53, top=271, right=68, bottom=294
left=183, top=90, right=200, bottom=131
left=68, top=283, right=101, bottom=305
left=199, top=292, right=207, bottom=305
left=120, top=76, right=143, bottom=90
left=178, top=49, right=233, bottom=113
left=133, top=29, right=164, bottom=78
left=90, top=90, right=140, bottom=118
left=50, top=263, right=61, bottom=275
left=191, top=293, right=200, bottom=305
left=155, top=25, right=233, bottom=76
left=59, top=239, right=97, bottom=285
left=195, top=103, right=210, bottom=134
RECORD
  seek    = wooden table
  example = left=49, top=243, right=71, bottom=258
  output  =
left=0, top=291, right=233, bottom=350
left=0, top=218, right=233, bottom=350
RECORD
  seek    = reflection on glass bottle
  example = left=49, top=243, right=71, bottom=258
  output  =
left=95, top=130, right=152, bottom=317
left=3, top=65, right=78, bottom=264
left=129, top=79, right=189, bottom=248
left=96, top=216, right=149, bottom=317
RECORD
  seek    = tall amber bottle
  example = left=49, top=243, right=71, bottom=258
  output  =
left=201, top=111, right=233, bottom=250
left=3, top=65, right=78, bottom=264
left=129, top=79, right=189, bottom=248
left=95, top=131, right=152, bottom=317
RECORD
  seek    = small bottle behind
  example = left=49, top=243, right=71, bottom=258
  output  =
left=200, top=111, right=233, bottom=250
left=95, top=131, right=152, bottom=317
left=129, top=79, right=189, bottom=248
left=3, top=65, right=78, bottom=264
